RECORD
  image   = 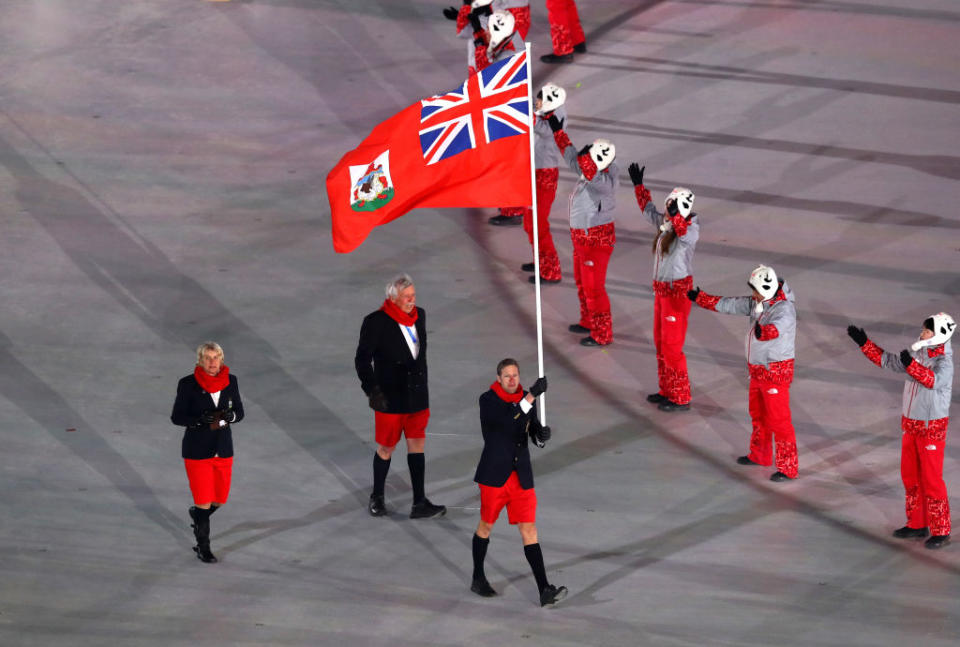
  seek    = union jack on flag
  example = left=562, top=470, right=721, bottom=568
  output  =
left=418, top=52, right=529, bottom=166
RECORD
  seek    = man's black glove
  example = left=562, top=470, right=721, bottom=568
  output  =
left=547, top=114, right=564, bottom=133
left=529, top=376, right=548, bottom=397
left=754, top=322, right=763, bottom=340
left=368, top=387, right=389, bottom=411
left=687, top=287, right=700, bottom=302
left=220, top=410, right=237, bottom=424
left=900, top=349, right=913, bottom=368
left=846, top=325, right=867, bottom=347
left=628, top=162, right=644, bottom=186
left=666, top=200, right=679, bottom=217
left=200, top=410, right=219, bottom=424
left=443, top=6, right=458, bottom=20
left=536, top=425, right=551, bottom=443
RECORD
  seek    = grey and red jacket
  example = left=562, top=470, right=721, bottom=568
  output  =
left=459, top=12, right=523, bottom=71
left=695, top=281, right=797, bottom=384
left=533, top=106, right=566, bottom=170
left=553, top=130, right=618, bottom=231
left=634, top=184, right=699, bottom=287
left=859, top=339, right=953, bottom=422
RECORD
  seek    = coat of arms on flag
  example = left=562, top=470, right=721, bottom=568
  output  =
left=349, top=151, right=394, bottom=212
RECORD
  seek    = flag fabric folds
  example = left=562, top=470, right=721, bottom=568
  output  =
left=326, top=51, right=533, bottom=253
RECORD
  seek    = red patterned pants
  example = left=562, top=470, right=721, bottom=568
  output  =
left=747, top=377, right=798, bottom=478
left=571, top=223, right=615, bottom=344
left=653, top=290, right=692, bottom=405
left=545, top=0, right=585, bottom=55
left=901, top=416, right=951, bottom=535
left=522, top=168, right=561, bottom=281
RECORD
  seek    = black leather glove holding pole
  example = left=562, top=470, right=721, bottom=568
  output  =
left=627, top=163, right=645, bottom=186
left=846, top=325, right=867, bottom=347
left=529, top=376, right=548, bottom=398
left=537, top=425, right=552, bottom=443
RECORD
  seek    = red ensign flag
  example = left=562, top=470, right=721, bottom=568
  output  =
left=326, top=51, right=533, bottom=253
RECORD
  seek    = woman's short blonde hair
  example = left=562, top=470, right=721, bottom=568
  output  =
left=196, top=341, right=224, bottom=365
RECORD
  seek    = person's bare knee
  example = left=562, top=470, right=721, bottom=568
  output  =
left=377, top=445, right=395, bottom=460
left=406, top=437, right=425, bottom=453
left=518, top=522, right=538, bottom=545
left=476, top=520, right=494, bottom=539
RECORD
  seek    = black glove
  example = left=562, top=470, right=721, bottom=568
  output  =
left=468, top=12, right=482, bottom=33
left=666, top=200, right=679, bottom=217
left=900, top=349, right=913, bottom=368
left=687, top=287, right=700, bottom=302
left=368, top=387, right=389, bottom=411
left=628, top=163, right=644, bottom=186
left=472, top=4, right=493, bottom=16
left=220, top=410, right=237, bottom=424
left=547, top=114, right=564, bottom=133
left=529, top=376, right=548, bottom=397
left=578, top=144, right=591, bottom=157
left=443, top=6, right=458, bottom=20
left=537, top=425, right=552, bottom=443
left=754, top=322, right=763, bottom=340
left=846, top=325, right=867, bottom=347
left=200, top=410, right=219, bottom=424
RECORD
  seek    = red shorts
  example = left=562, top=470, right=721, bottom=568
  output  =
left=184, top=457, right=233, bottom=505
left=479, top=471, right=537, bottom=525
left=375, top=408, right=430, bottom=447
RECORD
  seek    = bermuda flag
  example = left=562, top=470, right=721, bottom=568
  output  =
left=326, top=51, right=532, bottom=253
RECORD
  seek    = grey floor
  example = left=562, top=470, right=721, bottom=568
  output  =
left=1, top=1, right=959, bottom=645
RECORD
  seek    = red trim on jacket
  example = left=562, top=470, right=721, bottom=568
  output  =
left=669, top=213, right=689, bottom=236
left=577, top=152, right=597, bottom=180
left=927, top=344, right=945, bottom=358
left=860, top=339, right=883, bottom=367
left=901, top=416, right=948, bottom=440
left=906, top=360, right=936, bottom=389
left=634, top=184, right=652, bottom=211
left=456, top=5, right=470, bottom=33
left=748, top=359, right=795, bottom=385
left=756, top=323, right=779, bottom=341
left=652, top=275, right=692, bottom=298
left=553, top=130, right=571, bottom=151
left=695, top=291, right=721, bottom=311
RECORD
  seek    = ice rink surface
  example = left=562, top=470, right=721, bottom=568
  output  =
left=1, top=1, right=958, bottom=645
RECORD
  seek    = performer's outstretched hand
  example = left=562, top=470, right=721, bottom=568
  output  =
left=628, top=163, right=645, bottom=186
left=899, top=349, right=913, bottom=368
left=846, top=325, right=867, bottom=347
left=529, top=376, right=548, bottom=397
left=547, top=114, right=564, bottom=132
left=443, top=6, right=458, bottom=20
left=687, top=287, right=701, bottom=302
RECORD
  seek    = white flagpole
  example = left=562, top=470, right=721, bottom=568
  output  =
left=523, top=42, right=546, bottom=425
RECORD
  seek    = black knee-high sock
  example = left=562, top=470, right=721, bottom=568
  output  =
left=523, top=543, right=549, bottom=594
left=407, top=452, right=425, bottom=503
left=372, top=453, right=391, bottom=497
left=472, top=534, right=490, bottom=580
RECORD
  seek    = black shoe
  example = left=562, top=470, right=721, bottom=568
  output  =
left=892, top=525, right=928, bottom=539
left=540, top=584, right=568, bottom=606
left=573, top=42, right=587, bottom=54
left=529, top=275, right=561, bottom=284
left=488, top=214, right=523, bottom=226
left=580, top=336, right=604, bottom=347
left=521, top=262, right=535, bottom=272
left=192, top=544, right=218, bottom=563
left=646, top=393, right=667, bottom=404
left=410, top=498, right=446, bottom=519
left=471, top=577, right=498, bottom=597
left=769, top=471, right=793, bottom=482
left=658, top=400, right=690, bottom=412
left=368, top=494, right=387, bottom=517
left=540, top=53, right=574, bottom=64
left=568, top=323, right=590, bottom=334
left=736, top=455, right=759, bottom=465
left=925, top=534, right=950, bottom=549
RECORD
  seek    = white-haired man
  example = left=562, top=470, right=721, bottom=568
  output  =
left=355, top=274, right=446, bottom=519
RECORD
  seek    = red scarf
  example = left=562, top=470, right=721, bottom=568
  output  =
left=194, top=364, right=230, bottom=393
left=491, top=381, right=524, bottom=403
left=381, top=298, right=418, bottom=326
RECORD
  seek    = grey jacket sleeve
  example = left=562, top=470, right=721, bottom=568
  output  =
left=714, top=296, right=754, bottom=316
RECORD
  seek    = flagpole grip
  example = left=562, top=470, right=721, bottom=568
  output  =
left=523, top=42, right=546, bottom=426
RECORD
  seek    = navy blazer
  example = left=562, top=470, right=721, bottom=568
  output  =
left=171, top=373, right=245, bottom=459
left=355, top=308, right=429, bottom=414
left=473, top=389, right=543, bottom=489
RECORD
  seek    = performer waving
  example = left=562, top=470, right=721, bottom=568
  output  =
left=689, top=265, right=799, bottom=481
left=470, top=359, right=567, bottom=606
left=629, top=162, right=698, bottom=411
left=548, top=113, right=618, bottom=346
left=846, top=314, right=954, bottom=549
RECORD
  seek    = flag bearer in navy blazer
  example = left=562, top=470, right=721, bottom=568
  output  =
left=470, top=358, right=567, bottom=607
left=355, top=274, right=446, bottom=519
left=171, top=342, right=245, bottom=563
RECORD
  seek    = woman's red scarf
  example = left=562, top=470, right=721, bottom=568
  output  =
left=491, top=381, right=525, bottom=403
left=381, top=298, right=418, bottom=326
left=194, top=365, right=230, bottom=393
